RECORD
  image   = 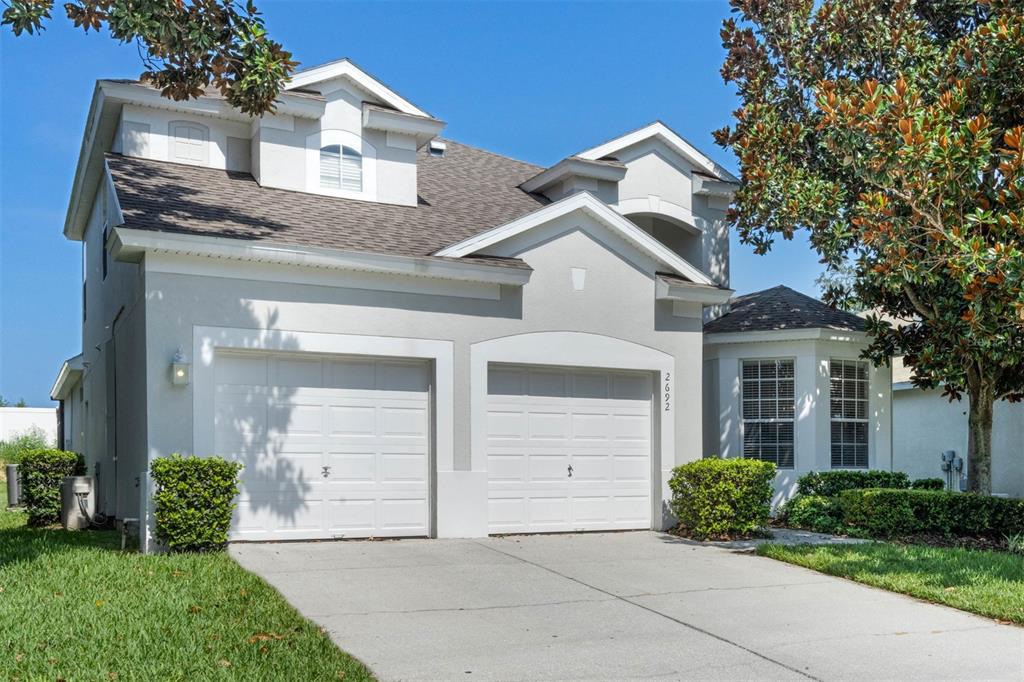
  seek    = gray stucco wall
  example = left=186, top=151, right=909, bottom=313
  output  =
left=141, top=222, right=704, bottom=478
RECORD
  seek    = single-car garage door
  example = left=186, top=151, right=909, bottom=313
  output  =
left=214, top=351, right=430, bottom=541
left=486, top=364, right=653, bottom=534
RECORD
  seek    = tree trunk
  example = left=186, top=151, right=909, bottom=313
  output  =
left=966, top=381, right=995, bottom=494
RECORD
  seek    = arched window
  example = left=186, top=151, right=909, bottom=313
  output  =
left=169, top=121, right=209, bottom=164
left=320, top=144, right=362, bottom=192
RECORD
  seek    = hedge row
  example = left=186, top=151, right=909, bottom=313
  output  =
left=839, top=488, right=1024, bottom=539
left=796, top=470, right=911, bottom=497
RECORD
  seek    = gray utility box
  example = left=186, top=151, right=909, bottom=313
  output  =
left=5, top=464, right=19, bottom=507
left=61, top=476, right=96, bottom=530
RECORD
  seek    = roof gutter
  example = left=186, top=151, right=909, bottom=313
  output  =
left=703, top=328, right=869, bottom=345
left=655, top=277, right=732, bottom=305
left=108, top=227, right=533, bottom=287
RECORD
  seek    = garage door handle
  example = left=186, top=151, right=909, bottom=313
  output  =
left=321, top=466, right=331, bottom=478
left=567, top=465, right=573, bottom=478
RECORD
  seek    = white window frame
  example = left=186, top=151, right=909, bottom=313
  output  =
left=168, top=120, right=210, bottom=165
left=739, top=358, right=796, bottom=469
left=829, top=358, right=870, bottom=469
left=306, top=129, right=376, bottom=200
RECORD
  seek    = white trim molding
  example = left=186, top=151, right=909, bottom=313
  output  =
left=705, top=328, right=869, bottom=346
left=434, top=191, right=714, bottom=286
left=362, top=104, right=445, bottom=149
left=285, top=58, right=431, bottom=118
left=50, top=354, right=85, bottom=401
left=520, top=157, right=627, bottom=194
left=577, top=121, right=739, bottom=184
left=109, top=227, right=533, bottom=287
left=655, top=276, right=732, bottom=304
left=614, top=196, right=705, bottom=234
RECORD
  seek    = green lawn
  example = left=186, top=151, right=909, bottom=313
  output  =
left=758, top=542, right=1024, bottom=624
left=0, top=491, right=374, bottom=680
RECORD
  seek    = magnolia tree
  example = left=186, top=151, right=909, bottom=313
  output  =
left=2, top=0, right=295, bottom=115
left=715, top=0, right=1024, bottom=493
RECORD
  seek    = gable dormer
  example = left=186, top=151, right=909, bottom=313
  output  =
left=251, top=58, right=444, bottom=206
left=529, top=121, right=740, bottom=287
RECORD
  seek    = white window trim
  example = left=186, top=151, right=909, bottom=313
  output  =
left=305, top=128, right=376, bottom=201
left=738, top=357, right=796, bottom=470
left=168, top=120, right=210, bottom=165
left=828, top=358, right=871, bottom=469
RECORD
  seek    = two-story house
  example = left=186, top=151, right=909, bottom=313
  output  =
left=49, top=59, right=890, bottom=550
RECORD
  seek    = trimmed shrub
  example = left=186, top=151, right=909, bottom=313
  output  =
left=796, top=470, right=910, bottom=497
left=782, top=494, right=842, bottom=534
left=18, top=449, right=85, bottom=526
left=839, top=488, right=1024, bottom=539
left=151, top=454, right=243, bottom=552
left=668, top=458, right=775, bottom=539
left=911, top=477, right=945, bottom=490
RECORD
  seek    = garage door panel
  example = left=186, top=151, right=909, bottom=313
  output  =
left=216, top=353, right=268, bottom=385
left=379, top=406, right=428, bottom=437
left=380, top=452, right=429, bottom=483
left=327, top=405, right=377, bottom=436
left=487, top=453, right=526, bottom=482
left=379, top=498, right=429, bottom=531
left=327, top=498, right=375, bottom=534
left=487, top=410, right=526, bottom=440
left=528, top=496, right=571, bottom=527
left=487, top=365, right=652, bottom=534
left=216, top=351, right=430, bottom=541
left=272, top=356, right=325, bottom=387
left=528, top=412, right=570, bottom=440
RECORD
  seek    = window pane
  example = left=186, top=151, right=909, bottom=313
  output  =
left=341, top=146, right=362, bottom=192
left=320, top=145, right=341, bottom=188
left=741, top=360, right=795, bottom=468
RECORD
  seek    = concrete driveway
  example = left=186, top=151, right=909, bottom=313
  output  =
left=232, top=532, right=1024, bottom=681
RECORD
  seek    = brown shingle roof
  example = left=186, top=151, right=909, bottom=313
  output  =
left=105, top=139, right=547, bottom=264
left=704, top=285, right=866, bottom=334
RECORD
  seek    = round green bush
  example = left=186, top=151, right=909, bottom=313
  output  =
left=151, top=454, right=243, bottom=552
left=782, top=494, right=842, bottom=534
left=668, top=458, right=775, bottom=540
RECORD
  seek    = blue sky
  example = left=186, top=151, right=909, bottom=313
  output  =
left=0, top=0, right=821, bottom=407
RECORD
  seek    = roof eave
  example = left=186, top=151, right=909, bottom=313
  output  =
left=109, top=227, right=533, bottom=287
left=50, top=354, right=85, bottom=401
left=520, top=158, right=628, bottom=194
left=361, top=104, right=446, bottom=148
left=703, top=328, right=869, bottom=345
left=655, top=277, right=733, bottom=305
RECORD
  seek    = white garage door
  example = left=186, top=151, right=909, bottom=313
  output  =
left=486, top=365, right=653, bottom=534
left=214, top=351, right=430, bottom=541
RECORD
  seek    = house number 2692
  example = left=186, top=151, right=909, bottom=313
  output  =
left=664, top=372, right=671, bottom=412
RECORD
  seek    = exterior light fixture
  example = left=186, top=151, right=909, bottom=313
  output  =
left=171, top=348, right=191, bottom=386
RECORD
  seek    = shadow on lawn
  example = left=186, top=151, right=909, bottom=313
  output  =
left=0, top=508, right=122, bottom=569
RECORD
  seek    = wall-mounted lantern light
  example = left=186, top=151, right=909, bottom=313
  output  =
left=171, top=348, right=191, bottom=386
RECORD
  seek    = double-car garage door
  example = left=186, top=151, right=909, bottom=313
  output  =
left=214, top=351, right=653, bottom=540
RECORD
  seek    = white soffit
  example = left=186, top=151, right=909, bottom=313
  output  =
left=50, top=353, right=84, bottom=401
left=577, top=121, right=739, bottom=184
left=703, top=328, right=869, bottom=345
left=285, top=58, right=430, bottom=118
left=434, top=191, right=715, bottom=286
left=520, top=157, right=627, bottom=194
left=362, top=104, right=446, bottom=148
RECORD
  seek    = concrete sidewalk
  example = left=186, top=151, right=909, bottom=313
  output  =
left=232, top=532, right=1023, bottom=681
